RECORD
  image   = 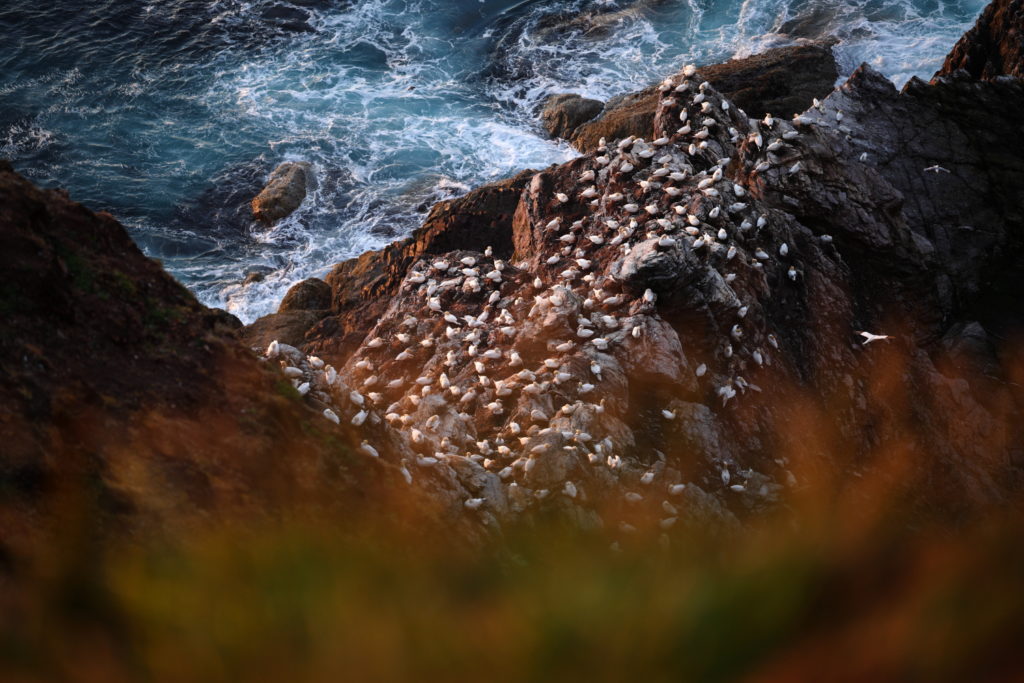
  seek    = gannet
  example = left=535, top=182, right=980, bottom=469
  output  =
left=856, top=330, right=891, bottom=345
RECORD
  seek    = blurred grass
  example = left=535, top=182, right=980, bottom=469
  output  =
left=2, top=502, right=1023, bottom=683
left=2, top=319, right=1022, bottom=682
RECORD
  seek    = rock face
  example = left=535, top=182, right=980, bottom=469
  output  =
left=240, top=277, right=334, bottom=352
left=251, top=161, right=312, bottom=223
left=936, top=0, right=1024, bottom=79
left=792, top=66, right=1024, bottom=332
left=274, top=30, right=1024, bottom=535
left=540, top=94, right=605, bottom=140
left=284, top=169, right=536, bottom=362
left=699, top=42, right=839, bottom=118
left=570, top=44, right=838, bottom=152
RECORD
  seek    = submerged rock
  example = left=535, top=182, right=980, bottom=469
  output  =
left=251, top=161, right=312, bottom=224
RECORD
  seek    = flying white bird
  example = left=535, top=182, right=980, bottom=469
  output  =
left=856, top=330, right=891, bottom=345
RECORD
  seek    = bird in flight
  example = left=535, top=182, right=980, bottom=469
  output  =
left=856, top=330, right=891, bottom=345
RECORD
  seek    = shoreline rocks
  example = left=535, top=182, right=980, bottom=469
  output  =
left=255, top=169, right=538, bottom=363
left=251, top=161, right=313, bottom=224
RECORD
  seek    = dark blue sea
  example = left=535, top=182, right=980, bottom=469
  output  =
left=0, top=0, right=984, bottom=321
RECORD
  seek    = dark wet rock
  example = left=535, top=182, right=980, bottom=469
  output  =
left=176, top=159, right=272, bottom=236
left=242, top=265, right=279, bottom=286
left=540, top=94, right=605, bottom=140
left=251, top=161, right=313, bottom=224
left=936, top=0, right=1024, bottom=79
left=570, top=43, right=838, bottom=151
left=260, top=3, right=314, bottom=32
left=279, top=277, right=332, bottom=312
left=339, top=40, right=390, bottom=69
left=793, top=65, right=1024, bottom=332
left=698, top=42, right=839, bottom=119
left=532, top=0, right=674, bottom=42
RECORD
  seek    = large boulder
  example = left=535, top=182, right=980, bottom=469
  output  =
left=570, top=43, right=838, bottom=151
left=241, top=309, right=326, bottom=350
left=936, top=0, right=1024, bottom=79
left=279, top=277, right=332, bottom=312
left=540, top=93, right=604, bottom=140
left=251, top=161, right=312, bottom=223
left=238, top=277, right=333, bottom=351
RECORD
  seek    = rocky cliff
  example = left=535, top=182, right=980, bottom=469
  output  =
left=3, top=6, right=1024, bottom=546
left=236, top=28, right=1024, bottom=534
left=937, top=0, right=1024, bottom=80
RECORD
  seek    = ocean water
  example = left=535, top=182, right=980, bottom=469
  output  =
left=0, top=0, right=984, bottom=322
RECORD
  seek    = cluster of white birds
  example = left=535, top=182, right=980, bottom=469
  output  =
left=256, top=63, right=872, bottom=538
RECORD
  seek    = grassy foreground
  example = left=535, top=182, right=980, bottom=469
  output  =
left=2, top=489, right=1022, bottom=683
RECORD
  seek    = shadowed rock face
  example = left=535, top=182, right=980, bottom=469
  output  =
left=791, top=67, right=1024, bottom=335
left=569, top=43, right=839, bottom=152
left=0, top=162, right=463, bottom=547
left=936, top=0, right=1024, bottom=80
